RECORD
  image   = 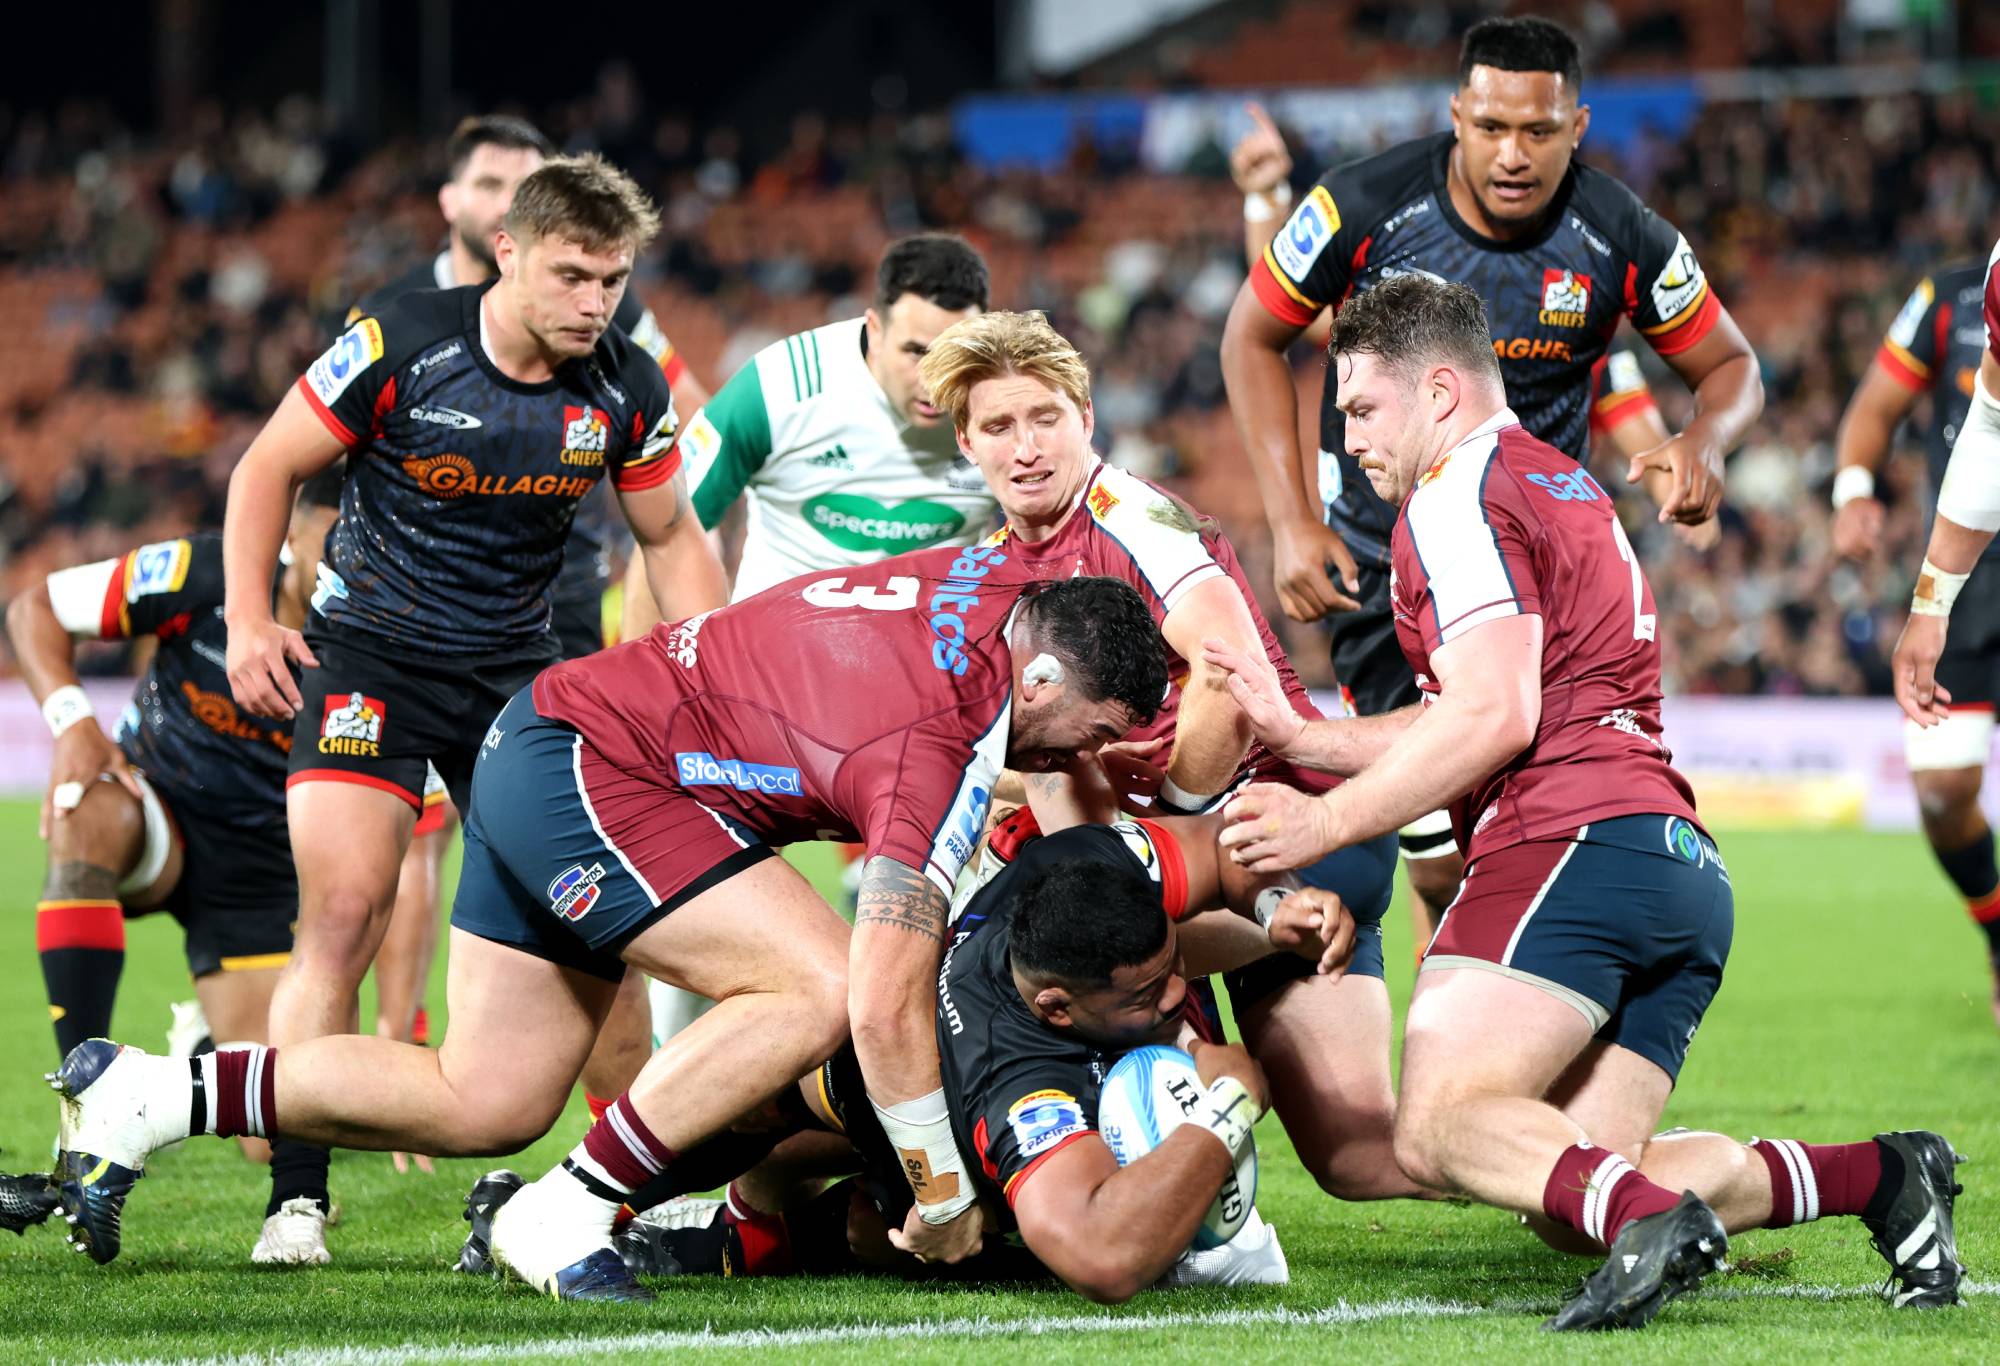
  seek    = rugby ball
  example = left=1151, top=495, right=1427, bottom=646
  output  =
left=1096, top=1045, right=1256, bottom=1250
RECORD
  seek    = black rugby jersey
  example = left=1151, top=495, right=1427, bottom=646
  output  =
left=350, top=256, right=688, bottom=615
left=1252, top=130, right=1720, bottom=566
left=51, top=534, right=291, bottom=830
left=1873, top=259, right=1993, bottom=559
left=300, top=282, right=678, bottom=654
left=939, top=820, right=1189, bottom=1208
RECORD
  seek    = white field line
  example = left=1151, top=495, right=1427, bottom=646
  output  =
left=95, top=1279, right=1995, bottom=1366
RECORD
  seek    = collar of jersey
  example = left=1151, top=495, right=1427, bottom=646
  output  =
left=1429, top=133, right=1578, bottom=255
left=1430, top=405, right=1521, bottom=475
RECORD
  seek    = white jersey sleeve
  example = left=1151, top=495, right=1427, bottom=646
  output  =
left=1084, top=466, right=1227, bottom=612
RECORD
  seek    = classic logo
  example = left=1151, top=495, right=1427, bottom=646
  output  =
left=803, top=493, right=966, bottom=553
left=1538, top=269, right=1592, bottom=328
left=317, top=691, right=384, bottom=757
left=561, top=406, right=611, bottom=466
left=400, top=452, right=594, bottom=501
left=408, top=404, right=481, bottom=430
left=675, top=752, right=803, bottom=795
left=548, top=862, right=607, bottom=921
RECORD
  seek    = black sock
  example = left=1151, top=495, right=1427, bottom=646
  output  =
left=1934, top=831, right=2000, bottom=954
left=38, top=945, right=123, bottom=1059
left=266, top=1141, right=331, bottom=1217
left=1863, top=1140, right=1904, bottom=1226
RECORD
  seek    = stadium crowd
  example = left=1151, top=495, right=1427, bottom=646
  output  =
left=2, top=73, right=1998, bottom=697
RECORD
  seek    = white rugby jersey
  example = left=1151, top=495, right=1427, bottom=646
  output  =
left=679, top=317, right=1000, bottom=598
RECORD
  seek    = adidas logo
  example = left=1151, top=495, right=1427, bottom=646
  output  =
left=807, top=445, right=852, bottom=470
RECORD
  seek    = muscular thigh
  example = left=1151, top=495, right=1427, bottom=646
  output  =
left=1544, top=1040, right=1674, bottom=1161
left=622, top=855, right=850, bottom=1002
left=437, top=927, right=619, bottom=1112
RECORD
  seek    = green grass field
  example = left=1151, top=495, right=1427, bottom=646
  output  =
left=0, top=801, right=1993, bottom=1363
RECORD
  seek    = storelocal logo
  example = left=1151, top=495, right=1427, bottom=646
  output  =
left=675, top=751, right=803, bottom=795
left=803, top=493, right=965, bottom=552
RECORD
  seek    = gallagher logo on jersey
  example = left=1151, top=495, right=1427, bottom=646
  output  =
left=561, top=406, right=611, bottom=466
left=317, top=692, right=384, bottom=757
left=1539, top=270, right=1592, bottom=328
left=548, top=862, right=607, bottom=921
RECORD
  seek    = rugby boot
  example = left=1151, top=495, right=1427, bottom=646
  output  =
left=1158, top=1210, right=1290, bottom=1288
left=491, top=1171, right=653, bottom=1302
left=615, top=1196, right=729, bottom=1277
left=455, top=1169, right=524, bottom=1276
left=0, top=1172, right=60, bottom=1235
left=1544, top=1191, right=1726, bottom=1331
left=47, top=1040, right=184, bottom=1264
left=1862, top=1130, right=1965, bottom=1308
left=251, top=1197, right=331, bottom=1265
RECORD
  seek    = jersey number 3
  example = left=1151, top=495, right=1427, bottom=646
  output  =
left=803, top=576, right=919, bottom=611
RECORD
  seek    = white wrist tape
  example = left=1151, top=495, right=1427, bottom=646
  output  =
left=1935, top=373, right=2000, bottom=534
left=1911, top=558, right=1971, bottom=618
left=42, top=685, right=94, bottom=739
left=1251, top=886, right=1288, bottom=931
left=871, top=1089, right=977, bottom=1223
left=1831, top=465, right=1875, bottom=509
left=1242, top=183, right=1292, bottom=223
left=1190, top=1076, right=1260, bottom=1159
left=1156, top=775, right=1224, bottom=815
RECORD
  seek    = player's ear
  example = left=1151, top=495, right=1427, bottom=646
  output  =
left=1034, top=986, right=1074, bottom=1027
left=1448, top=92, right=1463, bottom=133
left=438, top=181, right=456, bottom=225
left=864, top=307, right=883, bottom=346
left=1571, top=103, right=1591, bottom=150
left=1078, top=399, right=1094, bottom=444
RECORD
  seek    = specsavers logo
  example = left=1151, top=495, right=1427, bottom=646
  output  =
left=676, top=752, right=803, bottom=795
left=803, top=493, right=965, bottom=552
left=400, top=452, right=595, bottom=501
left=318, top=692, right=384, bottom=757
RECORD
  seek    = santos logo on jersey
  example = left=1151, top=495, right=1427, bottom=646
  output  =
left=318, top=692, right=384, bottom=757
left=1539, top=270, right=1592, bottom=328
left=676, top=752, right=804, bottom=795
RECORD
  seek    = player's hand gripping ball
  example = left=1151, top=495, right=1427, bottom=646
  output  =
left=1095, top=1045, right=1257, bottom=1249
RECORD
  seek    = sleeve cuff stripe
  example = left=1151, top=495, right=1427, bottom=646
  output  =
left=1250, top=258, right=1319, bottom=327
left=611, top=446, right=682, bottom=492
left=1875, top=343, right=1931, bottom=391
left=1002, top=1130, right=1093, bottom=1208
left=296, top=376, right=359, bottom=447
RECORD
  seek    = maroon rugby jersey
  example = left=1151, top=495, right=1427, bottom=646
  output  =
left=1389, top=409, right=1697, bottom=862
left=983, top=461, right=1329, bottom=792
left=1984, top=235, right=2000, bottom=363
left=534, top=543, right=1025, bottom=895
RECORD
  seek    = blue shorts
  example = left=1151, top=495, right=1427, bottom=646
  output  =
left=1424, top=814, right=1733, bottom=1081
left=1222, top=829, right=1398, bottom=1014
left=450, top=689, right=772, bottom=982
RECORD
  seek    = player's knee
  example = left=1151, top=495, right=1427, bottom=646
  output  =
left=458, top=1090, right=562, bottom=1155
left=1914, top=769, right=1982, bottom=827
left=45, top=789, right=144, bottom=881
left=295, top=883, right=392, bottom=970
left=1389, top=1105, right=1450, bottom=1191
left=800, top=960, right=851, bottom=1056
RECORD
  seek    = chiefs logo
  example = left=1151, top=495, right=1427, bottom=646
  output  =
left=1537, top=269, right=1591, bottom=328
left=403, top=452, right=478, bottom=498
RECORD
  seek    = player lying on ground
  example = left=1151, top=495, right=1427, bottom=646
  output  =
left=0, top=472, right=342, bottom=1240
left=1207, top=274, right=1965, bottom=1329
left=46, top=567, right=1169, bottom=1301
left=217, top=154, right=730, bottom=1262
left=917, top=309, right=1416, bottom=1203
left=464, top=811, right=1352, bottom=1302
left=1893, top=240, right=2000, bottom=1025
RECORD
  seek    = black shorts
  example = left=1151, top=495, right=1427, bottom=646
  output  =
left=288, top=619, right=555, bottom=816
left=1934, top=556, right=2000, bottom=707
left=1325, top=557, right=1420, bottom=718
left=148, top=785, right=297, bottom=979
left=551, top=589, right=605, bottom=663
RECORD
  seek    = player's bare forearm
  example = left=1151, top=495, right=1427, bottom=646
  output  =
left=1835, top=367, right=1913, bottom=477
left=848, top=857, right=951, bottom=1107
left=5, top=583, right=84, bottom=703
left=1922, top=515, right=1997, bottom=577
left=1284, top=706, right=1420, bottom=777
left=619, top=551, right=664, bottom=641
left=627, top=471, right=729, bottom=622
left=1160, top=580, right=1262, bottom=801
left=1013, top=1132, right=1233, bottom=1303
left=224, top=387, right=345, bottom=628
left=1664, top=313, right=1763, bottom=465
left=1220, top=288, right=1316, bottom=526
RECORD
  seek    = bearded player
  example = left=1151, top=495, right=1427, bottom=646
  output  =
left=1209, top=275, right=1962, bottom=1329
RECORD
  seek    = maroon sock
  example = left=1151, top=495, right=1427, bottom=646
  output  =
left=197, top=1046, right=277, bottom=1139
left=1542, top=1141, right=1681, bottom=1247
left=570, top=1094, right=676, bottom=1197
left=1750, top=1138, right=1883, bottom=1227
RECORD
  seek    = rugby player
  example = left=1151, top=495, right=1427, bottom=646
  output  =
left=483, top=810, right=1341, bottom=1300
left=0, top=471, right=341, bottom=1236
left=917, top=310, right=1415, bottom=1203
left=1219, top=16, right=1761, bottom=941
left=215, top=155, right=728, bottom=1258
left=49, top=564, right=1168, bottom=1301
left=354, top=113, right=703, bottom=1162
left=1838, top=253, right=2000, bottom=1024
left=1209, top=275, right=1963, bottom=1328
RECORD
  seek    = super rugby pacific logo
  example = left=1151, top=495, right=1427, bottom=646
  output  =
left=548, top=862, right=606, bottom=921
left=928, top=544, right=1008, bottom=676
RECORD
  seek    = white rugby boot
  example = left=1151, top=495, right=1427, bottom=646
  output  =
left=1157, top=1209, right=1290, bottom=1288
left=251, top=1197, right=331, bottom=1265
left=491, top=1166, right=653, bottom=1301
